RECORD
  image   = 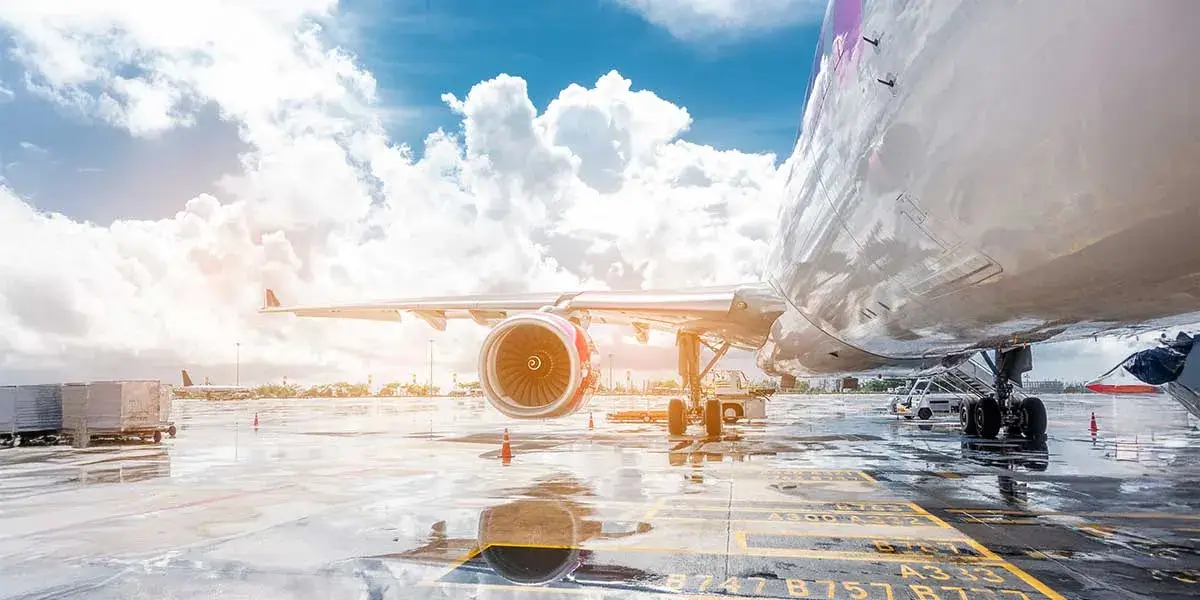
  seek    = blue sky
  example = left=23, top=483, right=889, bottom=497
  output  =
left=351, top=0, right=820, bottom=156
left=0, top=0, right=821, bottom=224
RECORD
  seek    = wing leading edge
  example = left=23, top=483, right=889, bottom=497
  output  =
left=260, top=283, right=786, bottom=349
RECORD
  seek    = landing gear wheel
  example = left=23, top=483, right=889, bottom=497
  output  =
left=1020, top=397, right=1047, bottom=439
left=703, top=399, right=722, bottom=438
left=667, top=398, right=687, bottom=436
left=722, top=403, right=743, bottom=424
left=917, top=407, right=933, bottom=420
left=153, top=430, right=163, bottom=444
left=168, top=425, right=177, bottom=438
left=960, top=400, right=978, bottom=435
left=974, top=397, right=1001, bottom=439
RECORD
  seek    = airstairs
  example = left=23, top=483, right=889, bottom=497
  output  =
left=903, top=354, right=1023, bottom=406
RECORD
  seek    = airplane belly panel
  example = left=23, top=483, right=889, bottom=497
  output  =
left=768, top=0, right=1200, bottom=366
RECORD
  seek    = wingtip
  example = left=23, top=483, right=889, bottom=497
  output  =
left=264, top=288, right=281, bottom=309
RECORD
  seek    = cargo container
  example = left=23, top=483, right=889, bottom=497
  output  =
left=62, top=380, right=177, bottom=447
left=1, top=384, right=64, bottom=447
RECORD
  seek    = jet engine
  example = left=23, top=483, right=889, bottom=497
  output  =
left=479, top=312, right=599, bottom=419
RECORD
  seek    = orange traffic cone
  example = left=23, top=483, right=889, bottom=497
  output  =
left=1089, top=412, right=1098, bottom=434
left=500, top=428, right=513, bottom=463
left=588, top=413, right=594, bottom=430
left=253, top=412, right=259, bottom=431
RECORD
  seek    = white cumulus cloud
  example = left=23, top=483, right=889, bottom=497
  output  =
left=614, top=0, right=827, bottom=41
left=0, top=0, right=781, bottom=386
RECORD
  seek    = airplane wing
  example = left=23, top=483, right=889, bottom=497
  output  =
left=259, top=283, right=785, bottom=349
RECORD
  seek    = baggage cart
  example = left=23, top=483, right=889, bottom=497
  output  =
left=62, top=381, right=177, bottom=447
left=0, top=384, right=63, bottom=447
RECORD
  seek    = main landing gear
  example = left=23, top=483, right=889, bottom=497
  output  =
left=666, top=332, right=729, bottom=439
left=959, top=346, right=1048, bottom=440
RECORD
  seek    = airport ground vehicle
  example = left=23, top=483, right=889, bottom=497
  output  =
left=705, top=370, right=772, bottom=424
left=888, top=379, right=962, bottom=420
left=608, top=369, right=771, bottom=431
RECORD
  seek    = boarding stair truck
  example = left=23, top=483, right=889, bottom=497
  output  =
left=706, top=369, right=774, bottom=424
left=888, top=378, right=964, bottom=420
left=904, top=352, right=1048, bottom=439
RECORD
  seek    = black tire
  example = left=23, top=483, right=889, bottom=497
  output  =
left=1021, top=397, right=1048, bottom=439
left=721, top=403, right=743, bottom=424
left=703, top=399, right=722, bottom=438
left=917, top=407, right=933, bottom=420
left=667, top=398, right=686, bottom=436
left=153, top=430, right=163, bottom=444
left=168, top=425, right=177, bottom=438
left=975, top=397, right=1002, bottom=439
left=960, top=399, right=978, bottom=435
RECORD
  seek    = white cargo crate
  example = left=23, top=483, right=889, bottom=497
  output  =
left=62, top=380, right=176, bottom=447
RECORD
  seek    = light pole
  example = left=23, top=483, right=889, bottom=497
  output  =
left=608, top=353, right=614, bottom=391
left=428, top=339, right=434, bottom=397
left=235, top=342, right=241, bottom=386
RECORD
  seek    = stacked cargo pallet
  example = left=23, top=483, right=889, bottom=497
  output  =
left=62, top=381, right=176, bottom=448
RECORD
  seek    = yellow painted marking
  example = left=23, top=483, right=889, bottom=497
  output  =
left=651, top=512, right=942, bottom=526
left=905, top=502, right=955, bottom=530
left=421, top=546, right=482, bottom=585
left=959, top=537, right=1002, bottom=561
left=766, top=469, right=878, bottom=483
left=661, top=497, right=918, bottom=514
left=732, top=531, right=997, bottom=564
left=923, top=513, right=1064, bottom=599
left=999, top=563, right=1067, bottom=600
left=641, top=497, right=666, bottom=521
left=948, top=508, right=1200, bottom=521
left=668, top=508, right=922, bottom=515
left=734, top=530, right=973, bottom=542
left=431, top=544, right=1064, bottom=598
left=423, top=581, right=751, bottom=599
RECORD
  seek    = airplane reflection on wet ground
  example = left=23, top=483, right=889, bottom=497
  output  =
left=0, top=394, right=1197, bottom=599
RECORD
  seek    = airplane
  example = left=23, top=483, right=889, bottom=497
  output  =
left=179, top=370, right=250, bottom=394
left=260, top=0, right=1200, bottom=439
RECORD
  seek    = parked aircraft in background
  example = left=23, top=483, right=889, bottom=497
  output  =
left=180, top=370, right=249, bottom=394
left=262, top=0, right=1200, bottom=437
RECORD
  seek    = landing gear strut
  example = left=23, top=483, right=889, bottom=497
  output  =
left=665, top=332, right=728, bottom=438
left=961, top=347, right=1047, bottom=440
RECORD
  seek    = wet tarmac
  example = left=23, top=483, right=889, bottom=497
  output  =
left=0, top=393, right=1197, bottom=599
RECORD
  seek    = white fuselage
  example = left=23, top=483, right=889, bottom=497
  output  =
left=757, top=0, right=1200, bottom=377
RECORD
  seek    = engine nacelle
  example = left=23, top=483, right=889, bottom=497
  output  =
left=479, top=312, right=599, bottom=419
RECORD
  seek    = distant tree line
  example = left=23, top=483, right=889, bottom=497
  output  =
left=174, top=380, right=484, bottom=400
